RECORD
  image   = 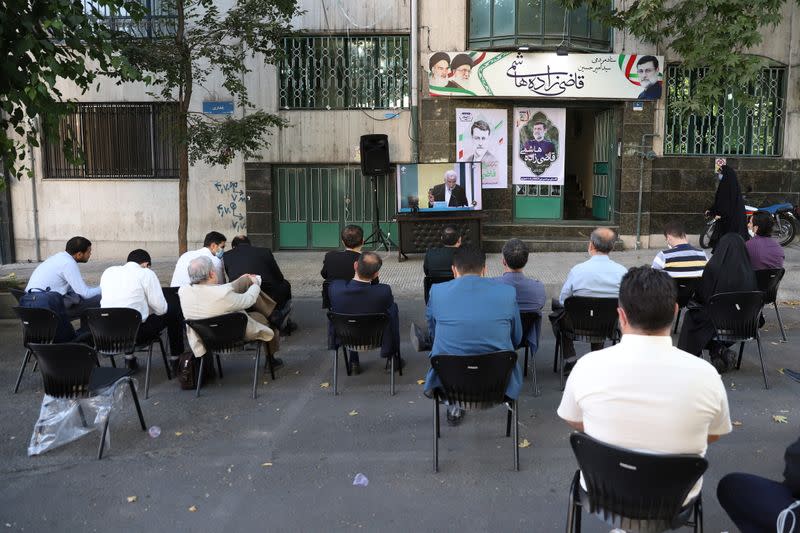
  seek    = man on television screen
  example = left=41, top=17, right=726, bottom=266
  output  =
left=428, top=170, right=468, bottom=208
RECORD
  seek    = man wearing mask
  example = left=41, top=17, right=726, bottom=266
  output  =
left=171, top=231, right=227, bottom=287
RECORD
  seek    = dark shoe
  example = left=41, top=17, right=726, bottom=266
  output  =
left=446, top=406, right=465, bottom=426
left=124, top=355, right=140, bottom=372
left=270, top=357, right=284, bottom=370
left=281, top=319, right=298, bottom=336
left=562, top=358, right=576, bottom=376
left=351, top=361, right=361, bottom=375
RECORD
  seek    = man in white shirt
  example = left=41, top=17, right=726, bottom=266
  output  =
left=557, top=266, right=732, bottom=503
left=101, top=249, right=178, bottom=369
left=170, top=231, right=227, bottom=287
left=22, top=236, right=101, bottom=340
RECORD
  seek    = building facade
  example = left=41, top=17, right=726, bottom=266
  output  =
left=6, top=0, right=799, bottom=260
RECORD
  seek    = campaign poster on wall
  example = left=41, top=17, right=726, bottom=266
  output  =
left=512, top=107, right=566, bottom=186
left=427, top=52, right=664, bottom=100
left=455, top=108, right=507, bottom=189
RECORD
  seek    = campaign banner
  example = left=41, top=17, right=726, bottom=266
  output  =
left=427, top=52, right=664, bottom=100
left=455, top=108, right=508, bottom=189
left=513, top=107, right=566, bottom=186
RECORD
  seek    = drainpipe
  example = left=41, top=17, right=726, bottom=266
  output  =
left=28, top=127, right=41, bottom=262
left=409, top=0, right=419, bottom=163
left=634, top=133, right=658, bottom=250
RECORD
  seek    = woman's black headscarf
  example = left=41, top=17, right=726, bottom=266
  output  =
left=711, top=165, right=748, bottom=240
left=700, top=232, right=757, bottom=301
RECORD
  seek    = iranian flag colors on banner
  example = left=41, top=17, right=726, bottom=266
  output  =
left=455, top=108, right=508, bottom=189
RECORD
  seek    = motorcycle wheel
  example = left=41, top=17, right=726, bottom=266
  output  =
left=699, top=221, right=715, bottom=249
left=773, top=215, right=796, bottom=246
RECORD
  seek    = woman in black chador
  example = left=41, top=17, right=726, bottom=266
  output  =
left=677, top=233, right=758, bottom=371
left=706, top=164, right=749, bottom=250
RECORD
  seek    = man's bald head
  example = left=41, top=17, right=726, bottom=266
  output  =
left=589, top=227, right=617, bottom=255
left=356, top=251, right=383, bottom=280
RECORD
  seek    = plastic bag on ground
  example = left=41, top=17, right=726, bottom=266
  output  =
left=28, top=378, right=131, bottom=456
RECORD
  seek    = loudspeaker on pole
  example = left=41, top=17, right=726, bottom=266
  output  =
left=359, top=134, right=390, bottom=176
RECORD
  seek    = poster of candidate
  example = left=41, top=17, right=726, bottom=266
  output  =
left=513, top=107, right=566, bottom=186
left=455, top=108, right=507, bottom=189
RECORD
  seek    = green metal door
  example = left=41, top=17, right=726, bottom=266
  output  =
left=592, top=109, right=615, bottom=220
left=275, top=166, right=398, bottom=249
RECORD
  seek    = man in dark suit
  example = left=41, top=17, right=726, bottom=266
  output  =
left=328, top=252, right=401, bottom=375
left=428, top=170, right=468, bottom=208
left=423, top=225, right=461, bottom=278
left=224, top=235, right=295, bottom=333
left=320, top=224, right=377, bottom=308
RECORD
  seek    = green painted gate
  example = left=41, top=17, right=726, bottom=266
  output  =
left=592, top=109, right=615, bottom=220
left=275, top=166, right=398, bottom=249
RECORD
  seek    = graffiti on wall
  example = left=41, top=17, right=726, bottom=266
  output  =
left=214, top=180, right=246, bottom=232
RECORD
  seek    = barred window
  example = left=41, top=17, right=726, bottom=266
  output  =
left=84, top=0, right=177, bottom=38
left=469, top=0, right=612, bottom=51
left=664, top=65, right=786, bottom=156
left=42, top=103, right=180, bottom=179
left=279, top=35, right=410, bottom=110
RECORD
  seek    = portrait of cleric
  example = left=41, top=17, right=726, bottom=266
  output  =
left=520, top=114, right=558, bottom=176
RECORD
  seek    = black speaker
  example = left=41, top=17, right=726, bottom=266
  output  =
left=360, top=134, right=390, bottom=176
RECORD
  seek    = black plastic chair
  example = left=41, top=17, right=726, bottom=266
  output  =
left=84, top=307, right=141, bottom=366
left=430, top=351, right=519, bottom=472
left=86, top=307, right=174, bottom=399
left=28, top=343, right=146, bottom=460
left=12, top=306, right=59, bottom=393
left=10, top=288, right=25, bottom=303
left=519, top=311, right=542, bottom=396
left=553, top=297, right=620, bottom=389
left=423, top=274, right=454, bottom=304
left=673, top=277, right=702, bottom=334
left=327, top=312, right=401, bottom=395
left=707, top=291, right=768, bottom=388
left=566, top=432, right=707, bottom=533
left=185, top=312, right=272, bottom=399
left=321, top=280, right=331, bottom=309
left=755, top=268, right=787, bottom=342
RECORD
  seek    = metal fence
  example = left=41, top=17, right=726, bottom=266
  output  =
left=42, top=103, right=180, bottom=179
left=279, top=35, right=410, bottom=110
left=664, top=65, right=786, bottom=156
left=84, top=0, right=177, bottom=38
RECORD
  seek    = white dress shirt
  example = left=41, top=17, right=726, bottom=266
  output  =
left=557, top=334, right=732, bottom=502
left=100, top=262, right=167, bottom=321
left=25, top=251, right=101, bottom=298
left=445, top=186, right=452, bottom=206
left=170, top=247, right=225, bottom=287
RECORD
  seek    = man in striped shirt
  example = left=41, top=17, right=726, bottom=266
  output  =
left=652, top=221, right=708, bottom=278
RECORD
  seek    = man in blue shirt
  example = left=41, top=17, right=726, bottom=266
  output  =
left=496, top=238, right=546, bottom=354
left=549, top=228, right=627, bottom=367
left=424, top=245, right=522, bottom=426
left=22, top=236, right=101, bottom=341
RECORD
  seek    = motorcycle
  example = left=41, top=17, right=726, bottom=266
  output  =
left=699, top=200, right=797, bottom=249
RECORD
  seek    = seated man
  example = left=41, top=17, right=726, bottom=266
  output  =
left=550, top=227, right=627, bottom=368
left=651, top=220, right=708, bottom=278
left=718, top=433, right=800, bottom=532
left=558, top=266, right=731, bottom=505
left=171, top=231, right=227, bottom=288
left=328, top=252, right=401, bottom=375
left=423, top=245, right=522, bottom=426
left=496, top=238, right=546, bottom=352
left=423, top=225, right=461, bottom=278
left=178, top=256, right=277, bottom=366
left=22, top=236, right=101, bottom=342
left=320, top=224, right=377, bottom=309
left=746, top=210, right=785, bottom=270
left=100, top=249, right=178, bottom=369
left=224, top=235, right=296, bottom=334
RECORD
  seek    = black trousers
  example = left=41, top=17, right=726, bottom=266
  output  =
left=159, top=289, right=186, bottom=357
left=717, top=472, right=798, bottom=532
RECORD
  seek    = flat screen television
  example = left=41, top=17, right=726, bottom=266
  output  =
left=396, top=162, right=483, bottom=213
